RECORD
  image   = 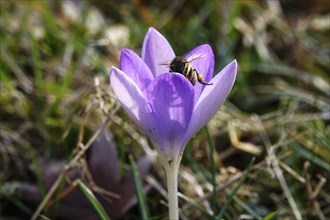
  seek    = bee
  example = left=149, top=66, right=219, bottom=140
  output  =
left=161, top=54, right=213, bottom=86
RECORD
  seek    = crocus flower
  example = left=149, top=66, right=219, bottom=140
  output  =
left=110, top=27, right=237, bottom=219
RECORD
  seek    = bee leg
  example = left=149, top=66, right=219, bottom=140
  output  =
left=197, top=73, right=213, bottom=85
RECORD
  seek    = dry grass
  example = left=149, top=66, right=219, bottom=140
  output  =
left=1, top=0, right=329, bottom=219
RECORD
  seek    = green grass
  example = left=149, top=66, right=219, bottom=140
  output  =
left=1, top=0, right=329, bottom=219
left=77, top=180, right=111, bottom=220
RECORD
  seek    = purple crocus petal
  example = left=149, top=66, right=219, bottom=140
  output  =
left=184, top=44, right=215, bottom=103
left=146, top=73, right=195, bottom=157
left=120, top=49, right=154, bottom=93
left=184, top=60, right=237, bottom=142
left=142, top=27, right=175, bottom=77
left=110, top=67, right=154, bottom=132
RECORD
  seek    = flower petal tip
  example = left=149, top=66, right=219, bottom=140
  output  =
left=231, top=59, right=238, bottom=76
left=145, top=27, right=161, bottom=41
left=223, top=59, right=238, bottom=79
left=142, top=27, right=175, bottom=77
left=109, top=66, right=119, bottom=75
left=232, top=59, right=238, bottom=67
left=120, top=48, right=133, bottom=61
left=147, top=27, right=158, bottom=34
left=229, top=59, right=237, bottom=66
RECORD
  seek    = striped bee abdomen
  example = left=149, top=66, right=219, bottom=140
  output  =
left=168, top=56, right=212, bottom=86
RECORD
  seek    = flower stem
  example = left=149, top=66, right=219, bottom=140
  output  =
left=165, top=162, right=180, bottom=220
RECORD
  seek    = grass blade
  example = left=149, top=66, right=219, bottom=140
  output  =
left=28, top=147, right=45, bottom=197
left=216, top=157, right=256, bottom=220
left=77, top=180, right=110, bottom=220
left=129, top=155, right=150, bottom=220
left=205, top=125, right=218, bottom=216
left=262, top=211, right=277, bottom=220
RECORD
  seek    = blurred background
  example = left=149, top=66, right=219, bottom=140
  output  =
left=0, top=0, right=329, bottom=219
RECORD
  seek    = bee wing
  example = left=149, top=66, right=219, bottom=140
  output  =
left=159, top=60, right=171, bottom=66
left=186, top=53, right=206, bottom=62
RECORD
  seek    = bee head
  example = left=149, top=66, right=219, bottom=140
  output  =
left=168, top=57, right=186, bottom=73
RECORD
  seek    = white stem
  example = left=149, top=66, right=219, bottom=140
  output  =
left=164, top=161, right=180, bottom=220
